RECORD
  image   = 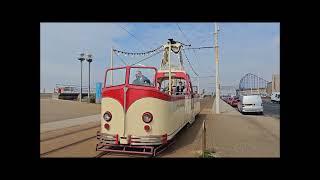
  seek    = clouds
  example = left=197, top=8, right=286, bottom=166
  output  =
left=40, top=23, right=128, bottom=91
left=41, top=23, right=279, bottom=93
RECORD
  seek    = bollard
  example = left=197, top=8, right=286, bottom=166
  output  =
left=202, top=120, right=206, bottom=157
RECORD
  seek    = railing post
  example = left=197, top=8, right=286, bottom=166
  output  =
left=202, top=120, right=206, bottom=157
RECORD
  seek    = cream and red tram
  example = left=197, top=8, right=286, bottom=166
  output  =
left=96, top=39, right=200, bottom=156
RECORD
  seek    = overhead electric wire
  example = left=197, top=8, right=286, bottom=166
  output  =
left=182, top=48, right=198, bottom=76
left=199, top=38, right=213, bottom=45
left=114, top=52, right=128, bottom=65
left=176, top=24, right=201, bottom=73
left=176, top=24, right=192, bottom=45
left=184, top=46, right=214, bottom=50
left=131, top=50, right=164, bottom=66
left=198, top=33, right=214, bottom=45
left=117, top=24, right=164, bottom=51
left=117, top=24, right=149, bottom=51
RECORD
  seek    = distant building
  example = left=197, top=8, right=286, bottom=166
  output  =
left=266, top=82, right=272, bottom=95
left=266, top=74, right=280, bottom=96
left=220, top=86, right=237, bottom=96
left=272, top=74, right=280, bottom=92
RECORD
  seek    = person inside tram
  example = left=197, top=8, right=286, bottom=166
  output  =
left=163, top=82, right=170, bottom=93
left=175, top=81, right=185, bottom=95
left=162, top=80, right=174, bottom=94
left=132, top=70, right=151, bottom=86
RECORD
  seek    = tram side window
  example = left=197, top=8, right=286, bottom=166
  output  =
left=160, top=79, right=170, bottom=93
left=159, top=78, right=186, bottom=95
left=174, top=79, right=186, bottom=95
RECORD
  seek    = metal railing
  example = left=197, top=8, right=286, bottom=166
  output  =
left=54, top=84, right=96, bottom=94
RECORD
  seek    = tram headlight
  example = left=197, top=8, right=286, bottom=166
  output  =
left=142, top=112, right=153, bottom=123
left=103, top=111, right=112, bottom=122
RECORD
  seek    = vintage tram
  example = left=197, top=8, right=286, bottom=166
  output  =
left=96, top=39, right=200, bottom=156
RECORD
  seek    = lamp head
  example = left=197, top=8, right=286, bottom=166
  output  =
left=86, top=54, right=93, bottom=62
left=78, top=53, right=85, bottom=61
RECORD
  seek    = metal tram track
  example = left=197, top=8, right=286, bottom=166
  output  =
left=40, top=125, right=100, bottom=142
left=42, top=99, right=210, bottom=158
left=40, top=135, right=97, bottom=157
left=40, top=125, right=100, bottom=157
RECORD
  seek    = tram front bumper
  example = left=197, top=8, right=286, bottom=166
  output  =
left=96, top=131, right=172, bottom=156
left=97, top=131, right=167, bottom=146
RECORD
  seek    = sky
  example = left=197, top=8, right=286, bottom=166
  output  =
left=40, top=23, right=279, bottom=93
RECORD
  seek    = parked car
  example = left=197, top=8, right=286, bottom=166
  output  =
left=221, top=96, right=229, bottom=102
left=238, top=95, right=263, bottom=114
left=227, top=97, right=234, bottom=105
left=260, top=93, right=267, bottom=98
left=231, top=97, right=240, bottom=107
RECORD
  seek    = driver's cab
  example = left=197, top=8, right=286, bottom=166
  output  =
left=104, top=66, right=157, bottom=88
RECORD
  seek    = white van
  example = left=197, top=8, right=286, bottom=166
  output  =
left=271, top=92, right=280, bottom=103
left=238, top=95, right=263, bottom=114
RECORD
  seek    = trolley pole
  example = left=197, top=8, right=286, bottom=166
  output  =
left=110, top=47, right=114, bottom=85
left=168, top=41, right=172, bottom=95
left=214, top=23, right=220, bottom=114
left=88, top=62, right=91, bottom=103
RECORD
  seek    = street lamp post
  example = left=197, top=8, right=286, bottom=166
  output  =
left=78, top=53, right=86, bottom=102
left=214, top=23, right=220, bottom=114
left=86, top=54, right=93, bottom=103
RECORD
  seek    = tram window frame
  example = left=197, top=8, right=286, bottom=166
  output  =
left=104, top=67, right=127, bottom=88
left=174, top=78, right=186, bottom=96
left=158, top=77, right=186, bottom=95
left=129, top=67, right=157, bottom=87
